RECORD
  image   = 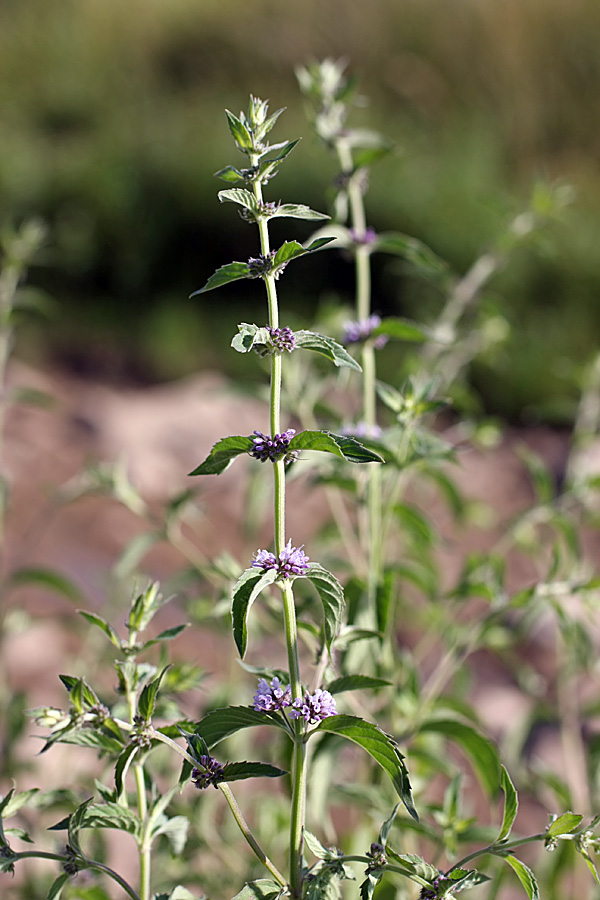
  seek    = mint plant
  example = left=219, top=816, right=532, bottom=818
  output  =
left=2, top=77, right=600, bottom=900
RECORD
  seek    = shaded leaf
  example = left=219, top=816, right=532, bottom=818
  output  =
left=214, top=165, right=245, bottom=183
left=225, top=110, right=253, bottom=153
left=115, top=743, right=139, bottom=797
left=498, top=766, right=519, bottom=842
left=189, top=435, right=254, bottom=476
left=138, top=665, right=170, bottom=721
left=302, top=563, right=345, bottom=651
left=232, top=567, right=279, bottom=657
left=47, top=872, right=71, bottom=900
left=220, top=761, right=287, bottom=782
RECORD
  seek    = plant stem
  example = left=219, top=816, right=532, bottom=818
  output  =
left=446, top=833, right=547, bottom=874
left=13, top=851, right=143, bottom=900
left=125, top=678, right=151, bottom=900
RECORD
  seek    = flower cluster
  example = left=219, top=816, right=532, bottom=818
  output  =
left=419, top=876, right=446, bottom=899
left=240, top=201, right=280, bottom=224
left=253, top=677, right=292, bottom=712
left=290, top=688, right=337, bottom=724
left=366, top=841, right=387, bottom=871
left=251, top=539, right=310, bottom=579
left=268, top=325, right=296, bottom=352
left=247, top=251, right=288, bottom=281
left=342, top=314, right=388, bottom=349
left=191, top=754, right=227, bottom=790
left=251, top=429, right=296, bottom=463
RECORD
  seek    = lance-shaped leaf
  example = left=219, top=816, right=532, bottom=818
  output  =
left=289, top=430, right=384, bottom=464
left=273, top=237, right=335, bottom=269
left=47, top=872, right=71, bottom=900
left=419, top=719, right=500, bottom=798
left=193, top=706, right=288, bottom=750
left=270, top=204, right=329, bottom=221
left=501, top=856, right=539, bottom=900
left=497, top=765, right=519, bottom=842
left=115, top=743, right=139, bottom=797
left=299, top=563, right=345, bottom=651
left=374, top=232, right=452, bottom=287
left=294, top=330, right=361, bottom=371
left=218, top=189, right=260, bottom=215
left=258, top=138, right=300, bottom=181
left=77, top=611, right=121, bottom=650
left=141, top=623, right=188, bottom=651
left=232, top=567, right=279, bottom=657
left=546, top=811, right=584, bottom=838
left=138, top=665, right=170, bottom=722
left=215, top=165, right=245, bottom=183
left=189, top=435, right=254, bottom=476
left=315, top=715, right=418, bottom=820
left=219, top=761, right=287, bottom=783
left=190, top=262, right=251, bottom=296
left=231, top=323, right=272, bottom=354
left=225, top=110, right=253, bottom=154
left=372, top=317, right=431, bottom=344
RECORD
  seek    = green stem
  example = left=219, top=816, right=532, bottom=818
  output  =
left=125, top=681, right=150, bottom=900
left=446, top=833, right=547, bottom=874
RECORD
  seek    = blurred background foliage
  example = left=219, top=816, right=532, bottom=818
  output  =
left=1, top=0, right=599, bottom=420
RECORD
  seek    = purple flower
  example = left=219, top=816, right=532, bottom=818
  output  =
left=191, top=754, right=226, bottom=790
left=268, top=325, right=296, bottom=352
left=247, top=250, right=288, bottom=281
left=342, top=315, right=388, bottom=349
left=251, top=539, right=310, bottom=579
left=290, top=688, right=337, bottom=724
left=251, top=429, right=296, bottom=463
left=253, top=677, right=292, bottom=712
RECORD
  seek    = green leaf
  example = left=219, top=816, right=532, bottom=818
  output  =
left=294, top=330, right=361, bottom=371
left=315, top=715, right=418, bottom=820
left=327, top=675, right=391, bottom=695
left=497, top=766, right=519, bottom=842
left=142, top=624, right=188, bottom=650
left=303, top=829, right=337, bottom=860
left=8, top=567, right=83, bottom=603
left=273, top=237, right=335, bottom=268
left=151, top=815, right=189, bottom=856
left=188, top=435, right=254, bottom=476
left=232, top=567, right=279, bottom=657
left=138, top=665, right=170, bottom=721
left=220, top=761, right=287, bottom=782
left=66, top=797, right=94, bottom=855
left=47, top=872, right=71, bottom=900
left=74, top=802, right=141, bottom=836
left=193, top=706, right=288, bottom=750
left=231, top=322, right=271, bottom=354
left=214, top=165, right=245, bottom=183
left=225, top=110, right=253, bottom=153
left=420, top=719, right=500, bottom=797
left=218, top=188, right=260, bottom=213
left=231, top=880, right=282, bottom=900
left=374, top=232, right=452, bottom=287
left=258, top=139, right=300, bottom=181
left=379, top=803, right=401, bottom=847
left=270, top=203, right=329, bottom=221
left=115, top=743, right=139, bottom=797
left=190, top=262, right=251, bottom=296
left=384, top=849, right=439, bottom=882
left=502, top=856, right=540, bottom=899
left=288, top=430, right=383, bottom=464
left=546, top=811, right=584, bottom=837
left=302, top=563, right=345, bottom=651
left=373, top=317, right=430, bottom=343
left=78, top=611, right=121, bottom=649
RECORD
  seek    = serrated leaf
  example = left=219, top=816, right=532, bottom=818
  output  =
left=218, top=189, right=260, bottom=213
left=8, top=567, right=83, bottom=603
left=188, top=435, right=254, bottom=476
left=220, top=761, right=287, bottom=782
left=193, top=706, right=287, bottom=750
left=231, top=880, right=282, bottom=900
left=138, top=665, right=170, bottom=721
left=315, top=715, right=417, bottom=820
left=303, top=829, right=336, bottom=860
left=47, top=872, right=71, bottom=900
left=497, top=766, right=519, bottom=842
left=294, top=330, right=361, bottom=371
left=546, top=811, right=583, bottom=837
left=232, top=567, right=279, bottom=657
left=302, top=563, right=345, bottom=651
left=271, top=204, right=329, bottom=221
left=420, top=719, right=500, bottom=797
left=190, top=262, right=251, bottom=296
left=327, top=675, right=391, bottom=695
left=289, top=430, right=383, bottom=464
left=385, top=849, right=439, bottom=882
left=502, top=856, right=539, bottom=899
left=78, top=611, right=121, bottom=649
